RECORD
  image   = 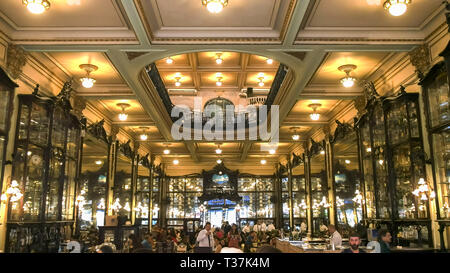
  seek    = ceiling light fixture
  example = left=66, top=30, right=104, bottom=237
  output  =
left=95, top=160, right=103, bottom=165
left=309, top=103, right=322, bottom=121
left=215, top=53, right=223, bottom=64
left=258, top=72, right=265, bottom=87
left=269, top=149, right=276, bottom=155
left=174, top=72, right=182, bottom=87
left=139, top=127, right=148, bottom=141
left=166, top=57, right=174, bottom=64
left=173, top=159, right=180, bottom=165
left=217, top=159, right=223, bottom=164
left=117, top=103, right=130, bottom=121
left=266, top=58, right=273, bottom=65
left=383, top=0, right=411, bottom=16
left=338, top=64, right=357, bottom=88
left=261, top=159, right=267, bottom=165
left=290, top=127, right=301, bottom=141
left=164, top=149, right=171, bottom=155
left=79, top=64, right=98, bottom=89
left=23, top=0, right=50, bottom=14
left=216, top=72, right=223, bottom=86
left=216, top=144, right=222, bottom=154
left=345, top=160, right=351, bottom=164
left=202, top=0, right=228, bottom=14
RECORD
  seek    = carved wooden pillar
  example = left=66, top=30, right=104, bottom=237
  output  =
left=107, top=125, right=119, bottom=217
left=287, top=155, right=294, bottom=230
left=274, top=164, right=283, bottom=229
left=323, top=125, right=335, bottom=226
left=304, top=142, right=313, bottom=237
left=131, top=141, right=140, bottom=225
left=148, top=155, right=155, bottom=231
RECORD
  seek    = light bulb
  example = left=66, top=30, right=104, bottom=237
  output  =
left=266, top=59, right=273, bottom=64
left=175, top=81, right=181, bottom=87
left=216, top=57, right=223, bottom=64
left=292, top=134, right=300, bottom=141
left=269, top=149, right=276, bottom=155
left=216, top=81, right=222, bottom=86
left=366, top=148, right=372, bottom=153
left=345, top=160, right=351, bottom=164
left=320, top=150, right=325, bottom=155
left=95, top=160, right=103, bottom=165
left=261, top=159, right=267, bottom=165
left=258, top=81, right=265, bottom=87
left=216, top=148, right=222, bottom=154
left=341, top=77, right=356, bottom=88
left=173, top=159, right=179, bottom=165
left=310, top=113, right=320, bottom=121
left=81, top=77, right=96, bottom=89
left=118, top=113, right=128, bottom=121
left=387, top=2, right=407, bottom=16
left=166, top=57, right=174, bottom=64
left=207, top=1, right=224, bottom=13
left=217, top=159, right=222, bottom=164
left=140, top=134, right=148, bottom=141
left=164, top=149, right=170, bottom=155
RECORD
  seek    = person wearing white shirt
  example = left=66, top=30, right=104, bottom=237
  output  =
left=328, top=225, right=342, bottom=247
left=267, top=223, right=275, bottom=232
left=196, top=222, right=214, bottom=253
left=260, top=222, right=267, bottom=232
left=242, top=223, right=251, bottom=234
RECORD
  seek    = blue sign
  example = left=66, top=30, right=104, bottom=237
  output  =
left=212, top=173, right=230, bottom=186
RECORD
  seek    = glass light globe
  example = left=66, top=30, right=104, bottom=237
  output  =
left=216, top=148, right=222, bottom=154
left=81, top=77, right=96, bottom=88
left=95, top=160, right=103, bottom=165
left=216, top=57, right=223, bottom=64
left=341, top=77, right=356, bottom=88
left=207, top=1, right=224, bottom=13
left=118, top=113, right=128, bottom=121
left=175, top=81, right=181, bottom=87
left=388, top=3, right=407, bottom=16
left=217, top=159, right=223, bottom=164
left=25, top=0, right=50, bottom=14
left=164, top=149, right=171, bottom=155
left=310, top=113, right=320, bottom=121
left=269, top=149, right=276, bottom=155
left=216, top=81, right=223, bottom=86
left=292, top=134, right=300, bottom=141
left=166, top=57, right=174, bottom=64
left=173, top=159, right=179, bottom=165
left=140, top=134, right=148, bottom=141
left=261, top=159, right=267, bottom=165
left=320, top=150, right=325, bottom=155
left=258, top=82, right=265, bottom=87
left=266, top=59, right=273, bottom=65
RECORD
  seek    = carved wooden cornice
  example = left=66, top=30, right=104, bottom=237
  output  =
left=409, top=43, right=431, bottom=80
left=6, top=44, right=27, bottom=79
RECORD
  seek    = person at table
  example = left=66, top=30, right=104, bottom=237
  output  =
left=227, top=224, right=242, bottom=249
left=196, top=222, right=214, bottom=253
left=341, top=233, right=366, bottom=253
left=379, top=229, right=392, bottom=253
left=244, top=231, right=257, bottom=253
left=328, top=225, right=342, bottom=247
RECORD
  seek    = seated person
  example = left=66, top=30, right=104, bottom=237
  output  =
left=378, top=229, right=392, bottom=253
left=341, top=233, right=366, bottom=253
left=328, top=225, right=342, bottom=247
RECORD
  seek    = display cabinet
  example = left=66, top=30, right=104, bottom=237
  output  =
left=307, top=139, right=330, bottom=237
left=77, top=120, right=110, bottom=230
left=420, top=42, right=450, bottom=250
left=151, top=165, right=162, bottom=226
left=330, top=121, right=363, bottom=238
left=356, top=82, right=431, bottom=247
left=112, top=140, right=134, bottom=221
left=135, top=155, right=151, bottom=226
left=7, top=82, right=81, bottom=252
left=0, top=67, right=17, bottom=191
left=98, top=225, right=146, bottom=251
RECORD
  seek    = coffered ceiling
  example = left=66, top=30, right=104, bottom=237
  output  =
left=2, top=0, right=448, bottom=176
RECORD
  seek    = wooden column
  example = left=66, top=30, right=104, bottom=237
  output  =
left=287, top=156, right=294, bottom=230
left=305, top=143, right=313, bottom=237
left=148, top=156, right=154, bottom=232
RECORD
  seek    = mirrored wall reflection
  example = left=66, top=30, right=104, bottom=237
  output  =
left=113, top=147, right=133, bottom=220
left=78, top=134, right=109, bottom=229
left=135, top=161, right=150, bottom=225
left=238, top=177, right=275, bottom=221
left=292, top=161, right=307, bottom=234
left=309, top=144, right=329, bottom=236
left=167, top=177, right=203, bottom=220
left=332, top=130, right=363, bottom=234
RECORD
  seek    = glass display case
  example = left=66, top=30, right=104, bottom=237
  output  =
left=356, top=82, right=431, bottom=246
left=307, top=140, right=330, bottom=237
left=78, top=122, right=110, bottom=229
left=112, top=141, right=134, bottom=221
left=237, top=176, right=275, bottom=225
left=0, top=67, right=17, bottom=190
left=135, top=155, right=151, bottom=226
left=7, top=83, right=81, bottom=252
left=331, top=121, right=363, bottom=238
left=420, top=44, right=450, bottom=249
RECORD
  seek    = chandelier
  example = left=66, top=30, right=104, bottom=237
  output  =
left=384, top=0, right=411, bottom=16
left=338, top=64, right=357, bottom=88
left=1, top=180, right=23, bottom=203
left=412, top=178, right=435, bottom=201
left=309, top=103, right=322, bottom=121
left=202, top=0, right=228, bottom=14
left=23, top=0, right=50, bottom=14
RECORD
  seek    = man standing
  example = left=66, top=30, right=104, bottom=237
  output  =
left=195, top=222, right=214, bottom=253
left=328, top=225, right=342, bottom=247
left=242, top=223, right=251, bottom=234
left=341, top=233, right=366, bottom=253
left=379, top=229, right=392, bottom=253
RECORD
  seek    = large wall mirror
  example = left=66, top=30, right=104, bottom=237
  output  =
left=309, top=140, right=329, bottom=236
left=331, top=122, right=363, bottom=236
left=135, top=156, right=151, bottom=226
left=291, top=155, right=307, bottom=234
left=78, top=132, right=109, bottom=229
left=113, top=142, right=134, bottom=221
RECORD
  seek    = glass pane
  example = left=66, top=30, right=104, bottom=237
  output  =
left=0, top=137, right=4, bottom=183
left=433, top=130, right=450, bottom=219
left=255, top=177, right=274, bottom=191
left=21, top=146, right=44, bottom=221
left=18, top=104, right=30, bottom=140
left=292, top=176, right=306, bottom=192
left=374, top=147, right=391, bottom=218
left=62, top=159, right=77, bottom=220
left=185, top=193, right=201, bottom=218
left=51, top=108, right=67, bottom=149
left=256, top=192, right=274, bottom=218
left=29, top=102, right=49, bottom=146
left=238, top=193, right=256, bottom=218
left=46, top=149, right=64, bottom=220
left=408, top=101, right=420, bottom=138
left=113, top=152, right=133, bottom=219
left=135, top=192, right=149, bottom=220
left=282, top=192, right=289, bottom=219
left=360, top=120, right=376, bottom=218
left=386, top=102, right=409, bottom=145
left=292, top=191, right=307, bottom=218
left=169, top=178, right=185, bottom=192
left=281, top=177, right=288, bottom=191
left=238, top=177, right=255, bottom=191
left=310, top=150, right=329, bottom=234
left=428, top=72, right=449, bottom=128
left=66, top=126, right=79, bottom=158
left=167, top=193, right=184, bottom=218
